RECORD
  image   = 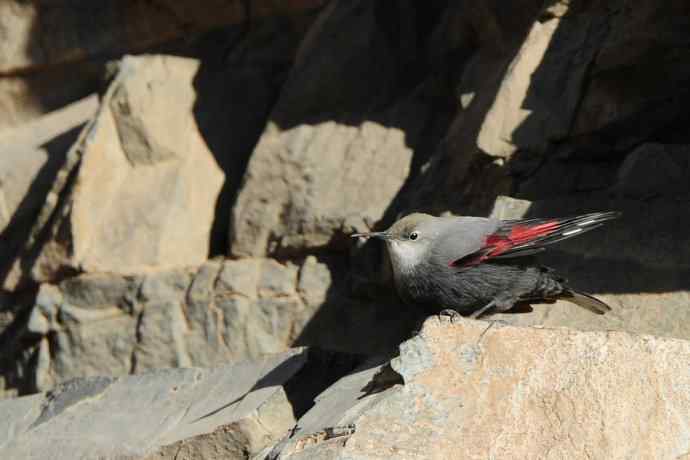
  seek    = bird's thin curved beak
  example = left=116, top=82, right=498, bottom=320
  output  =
left=351, top=231, right=390, bottom=240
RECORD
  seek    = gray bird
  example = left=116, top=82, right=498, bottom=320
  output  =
left=352, top=211, right=620, bottom=318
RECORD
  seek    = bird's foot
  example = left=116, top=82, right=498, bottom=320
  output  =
left=469, top=300, right=496, bottom=319
left=436, top=308, right=463, bottom=323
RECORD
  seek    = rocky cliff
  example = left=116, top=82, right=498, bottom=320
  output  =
left=0, top=0, right=689, bottom=458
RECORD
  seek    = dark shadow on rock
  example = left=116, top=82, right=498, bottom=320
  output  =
left=0, top=285, right=42, bottom=396
left=0, top=124, right=85, bottom=288
left=406, top=0, right=547, bottom=217
left=189, top=17, right=313, bottom=257
left=281, top=348, right=366, bottom=419
left=500, top=1, right=690, bottom=297
left=512, top=197, right=690, bottom=296
left=289, top=0, right=543, bottom=354
left=293, top=253, right=423, bottom=357
left=193, top=347, right=364, bottom=423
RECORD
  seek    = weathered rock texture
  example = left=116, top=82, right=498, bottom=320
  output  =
left=19, top=257, right=414, bottom=393
left=267, top=318, right=690, bottom=459
left=3, top=55, right=225, bottom=289
left=0, top=348, right=307, bottom=460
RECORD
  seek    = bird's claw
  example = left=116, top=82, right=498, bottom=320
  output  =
left=437, top=308, right=463, bottom=323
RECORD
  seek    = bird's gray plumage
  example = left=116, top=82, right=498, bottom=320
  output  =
left=352, top=211, right=619, bottom=318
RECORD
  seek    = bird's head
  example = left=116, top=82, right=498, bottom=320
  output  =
left=351, top=213, right=436, bottom=272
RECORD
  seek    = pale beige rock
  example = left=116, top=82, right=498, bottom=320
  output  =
left=230, top=119, right=412, bottom=257
left=0, top=98, right=94, bottom=218
left=477, top=1, right=604, bottom=159
left=0, top=1, right=323, bottom=133
left=274, top=318, right=690, bottom=459
left=3, top=55, right=225, bottom=289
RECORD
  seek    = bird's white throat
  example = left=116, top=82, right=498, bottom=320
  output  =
left=387, top=240, right=426, bottom=276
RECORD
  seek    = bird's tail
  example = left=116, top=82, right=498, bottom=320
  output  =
left=564, top=289, right=612, bottom=315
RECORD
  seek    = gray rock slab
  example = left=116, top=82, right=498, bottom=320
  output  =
left=0, top=348, right=307, bottom=460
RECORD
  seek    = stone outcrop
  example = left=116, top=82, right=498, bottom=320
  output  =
left=266, top=318, right=690, bottom=459
left=20, top=257, right=416, bottom=393
left=3, top=55, right=225, bottom=289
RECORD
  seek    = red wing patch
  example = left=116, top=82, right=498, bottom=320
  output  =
left=485, top=221, right=559, bottom=257
left=450, top=211, right=620, bottom=268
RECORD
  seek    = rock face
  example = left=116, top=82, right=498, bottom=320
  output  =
left=0, top=348, right=307, bottom=460
left=229, top=0, right=455, bottom=257
left=22, top=257, right=415, bottom=393
left=1, top=1, right=690, bottom=457
left=268, top=318, right=690, bottom=460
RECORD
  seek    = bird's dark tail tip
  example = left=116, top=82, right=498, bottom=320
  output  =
left=565, top=289, right=612, bottom=315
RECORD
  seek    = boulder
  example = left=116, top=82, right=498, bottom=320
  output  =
left=2, top=55, right=225, bottom=289
left=229, top=0, right=454, bottom=257
left=0, top=348, right=307, bottom=460
left=268, top=317, right=690, bottom=459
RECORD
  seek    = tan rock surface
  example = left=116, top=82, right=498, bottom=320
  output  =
left=273, top=317, right=690, bottom=459
left=3, top=55, right=225, bottom=289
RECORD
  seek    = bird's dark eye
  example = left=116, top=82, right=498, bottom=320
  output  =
left=409, top=231, right=418, bottom=240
